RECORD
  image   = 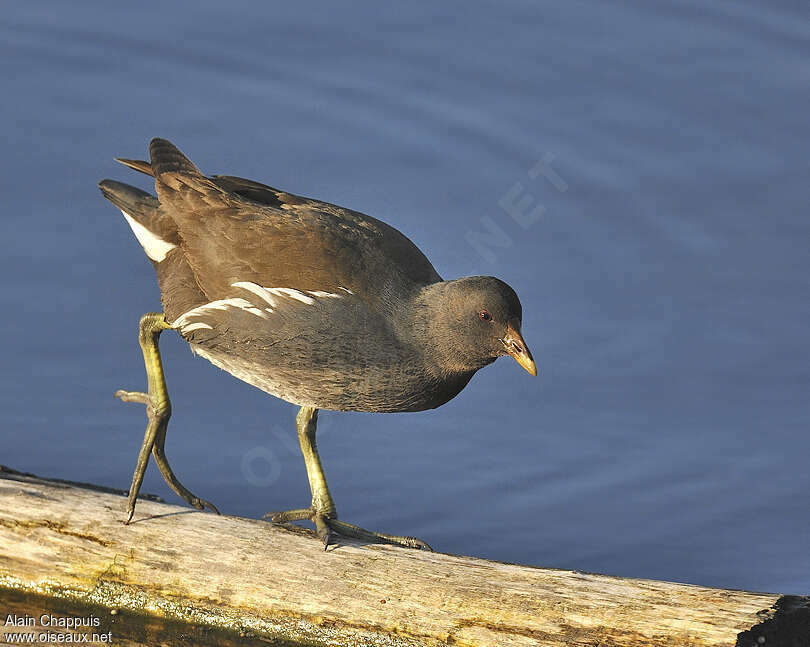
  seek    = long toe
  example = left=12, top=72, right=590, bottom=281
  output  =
left=265, top=508, right=314, bottom=523
left=325, top=518, right=433, bottom=551
left=263, top=508, right=430, bottom=551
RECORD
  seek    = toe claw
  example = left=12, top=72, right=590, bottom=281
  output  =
left=189, top=497, right=219, bottom=514
left=314, top=514, right=333, bottom=549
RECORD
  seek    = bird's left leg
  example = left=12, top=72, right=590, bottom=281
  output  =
left=266, top=406, right=431, bottom=550
left=115, top=312, right=218, bottom=522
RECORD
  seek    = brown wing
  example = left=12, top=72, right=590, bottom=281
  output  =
left=148, top=139, right=441, bottom=304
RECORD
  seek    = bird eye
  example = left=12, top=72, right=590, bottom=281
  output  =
left=479, top=310, right=492, bottom=322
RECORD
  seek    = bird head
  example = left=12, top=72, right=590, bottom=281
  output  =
left=424, top=276, right=536, bottom=376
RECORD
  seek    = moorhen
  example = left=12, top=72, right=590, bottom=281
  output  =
left=99, top=138, right=536, bottom=550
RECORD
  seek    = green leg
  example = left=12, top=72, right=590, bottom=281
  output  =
left=116, top=312, right=218, bottom=523
left=266, top=406, right=431, bottom=551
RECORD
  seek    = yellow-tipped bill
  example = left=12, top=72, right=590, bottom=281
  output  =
left=503, top=319, right=537, bottom=376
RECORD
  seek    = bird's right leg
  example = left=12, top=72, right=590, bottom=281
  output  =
left=268, top=406, right=337, bottom=544
left=266, top=406, right=431, bottom=550
left=115, top=312, right=218, bottom=522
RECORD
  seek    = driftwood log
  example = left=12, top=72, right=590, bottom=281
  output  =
left=0, top=466, right=807, bottom=646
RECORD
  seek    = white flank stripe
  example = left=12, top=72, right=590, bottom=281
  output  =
left=231, top=282, right=278, bottom=309
left=267, top=287, right=315, bottom=304
left=173, top=297, right=268, bottom=330
left=233, top=281, right=345, bottom=305
left=181, top=322, right=213, bottom=332
left=219, top=297, right=266, bottom=315
left=120, top=210, right=176, bottom=262
left=177, top=284, right=346, bottom=333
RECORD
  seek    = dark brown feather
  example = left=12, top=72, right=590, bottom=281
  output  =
left=147, top=139, right=441, bottom=306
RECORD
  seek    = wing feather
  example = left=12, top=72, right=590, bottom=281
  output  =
left=148, top=139, right=441, bottom=307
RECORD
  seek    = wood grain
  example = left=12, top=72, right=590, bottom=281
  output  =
left=0, top=467, right=794, bottom=646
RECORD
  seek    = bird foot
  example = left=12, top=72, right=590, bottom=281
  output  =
left=263, top=508, right=432, bottom=551
left=115, top=389, right=220, bottom=517
left=151, top=490, right=220, bottom=517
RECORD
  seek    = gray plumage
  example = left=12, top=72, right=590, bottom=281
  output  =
left=99, top=139, right=532, bottom=413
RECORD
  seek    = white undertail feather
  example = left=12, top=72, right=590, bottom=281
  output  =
left=120, top=210, right=176, bottom=262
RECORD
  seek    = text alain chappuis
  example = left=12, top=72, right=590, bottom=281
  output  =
left=4, top=613, right=112, bottom=643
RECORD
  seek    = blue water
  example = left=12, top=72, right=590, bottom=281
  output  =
left=1, top=1, right=808, bottom=594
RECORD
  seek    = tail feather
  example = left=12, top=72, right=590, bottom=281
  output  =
left=115, top=157, right=154, bottom=177
left=99, top=147, right=209, bottom=320
left=99, top=180, right=159, bottom=219
left=98, top=179, right=180, bottom=262
left=149, top=138, right=203, bottom=178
